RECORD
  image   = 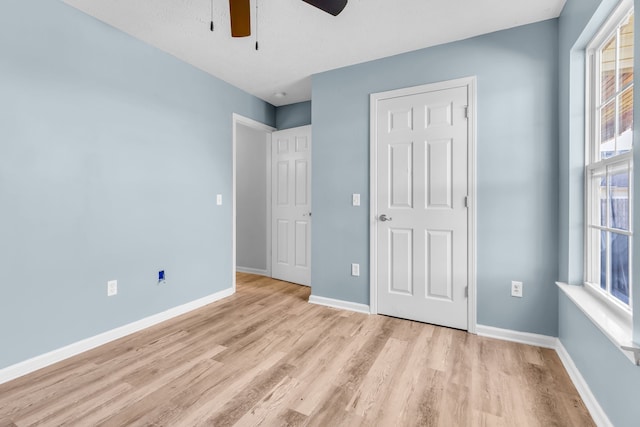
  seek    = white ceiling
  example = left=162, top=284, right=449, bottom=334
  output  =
left=62, top=0, right=566, bottom=106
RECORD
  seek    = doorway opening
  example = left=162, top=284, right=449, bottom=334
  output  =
left=233, top=114, right=312, bottom=291
left=233, top=114, right=275, bottom=291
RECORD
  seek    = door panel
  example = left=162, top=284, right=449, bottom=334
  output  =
left=277, top=220, right=289, bottom=264
left=277, top=162, right=289, bottom=205
left=389, top=143, right=414, bottom=208
left=389, top=228, right=414, bottom=295
left=426, top=230, right=453, bottom=300
left=376, top=86, right=468, bottom=330
left=271, top=126, right=312, bottom=286
left=426, top=139, right=453, bottom=208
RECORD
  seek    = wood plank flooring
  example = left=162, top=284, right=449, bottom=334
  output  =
left=0, top=273, right=594, bottom=426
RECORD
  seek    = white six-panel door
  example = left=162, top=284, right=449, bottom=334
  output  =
left=374, top=84, right=470, bottom=330
left=271, top=125, right=312, bottom=286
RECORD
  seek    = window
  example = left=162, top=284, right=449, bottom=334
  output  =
left=585, top=4, right=634, bottom=311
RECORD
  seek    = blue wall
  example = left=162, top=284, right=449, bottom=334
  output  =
left=559, top=294, right=640, bottom=427
left=0, top=0, right=275, bottom=369
left=276, top=101, right=312, bottom=129
left=557, top=1, right=640, bottom=425
left=312, top=20, right=560, bottom=336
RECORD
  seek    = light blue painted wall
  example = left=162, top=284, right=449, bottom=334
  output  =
left=312, top=20, right=560, bottom=336
left=559, top=293, right=640, bottom=427
left=0, top=0, right=275, bottom=369
left=276, top=101, right=312, bottom=129
left=557, top=1, right=640, bottom=425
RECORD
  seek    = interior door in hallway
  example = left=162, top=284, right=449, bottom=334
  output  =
left=375, top=85, right=469, bottom=330
left=271, top=125, right=312, bottom=286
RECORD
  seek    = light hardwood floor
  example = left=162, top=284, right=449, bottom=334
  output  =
left=0, top=273, right=594, bottom=426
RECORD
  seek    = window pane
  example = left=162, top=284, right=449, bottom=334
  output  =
left=610, top=232, right=630, bottom=304
left=601, top=35, right=617, bottom=101
left=608, top=166, right=630, bottom=231
left=618, top=87, right=634, bottom=155
left=618, top=13, right=634, bottom=89
left=600, top=101, right=616, bottom=159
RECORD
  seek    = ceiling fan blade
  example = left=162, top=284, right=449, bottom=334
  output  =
left=229, top=0, right=251, bottom=37
left=302, top=0, right=348, bottom=16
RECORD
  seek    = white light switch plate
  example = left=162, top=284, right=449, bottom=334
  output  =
left=216, top=194, right=222, bottom=205
left=351, top=263, right=360, bottom=276
left=352, top=193, right=360, bottom=206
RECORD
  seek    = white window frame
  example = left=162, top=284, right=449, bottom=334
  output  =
left=584, top=0, right=634, bottom=318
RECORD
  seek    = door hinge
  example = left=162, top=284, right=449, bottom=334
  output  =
left=464, top=196, right=469, bottom=207
left=464, top=106, right=469, bottom=118
left=465, top=286, right=469, bottom=298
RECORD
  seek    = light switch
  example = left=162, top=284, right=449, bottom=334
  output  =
left=351, top=263, right=360, bottom=276
left=216, top=194, right=222, bottom=205
left=352, top=193, right=360, bottom=206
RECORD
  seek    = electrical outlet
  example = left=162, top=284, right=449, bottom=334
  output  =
left=216, top=194, right=222, bottom=205
left=351, top=263, right=360, bottom=276
left=107, top=280, right=118, bottom=296
left=352, top=193, right=361, bottom=206
left=511, top=281, right=523, bottom=298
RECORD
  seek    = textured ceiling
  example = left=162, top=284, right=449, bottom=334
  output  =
left=62, top=0, right=566, bottom=106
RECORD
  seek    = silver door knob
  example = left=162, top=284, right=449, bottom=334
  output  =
left=379, top=214, right=392, bottom=222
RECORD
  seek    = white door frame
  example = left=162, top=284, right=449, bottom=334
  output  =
left=369, top=76, right=478, bottom=333
left=232, top=113, right=276, bottom=292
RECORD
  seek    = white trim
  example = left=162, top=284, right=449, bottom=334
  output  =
left=236, top=266, right=270, bottom=276
left=467, top=77, right=478, bottom=334
left=369, top=76, right=478, bottom=333
left=556, top=341, right=614, bottom=427
left=0, top=287, right=234, bottom=385
left=557, top=282, right=639, bottom=365
left=475, top=324, right=558, bottom=349
left=232, top=113, right=276, bottom=292
left=308, top=295, right=370, bottom=314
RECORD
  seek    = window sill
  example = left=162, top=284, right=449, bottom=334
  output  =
left=556, top=282, right=639, bottom=365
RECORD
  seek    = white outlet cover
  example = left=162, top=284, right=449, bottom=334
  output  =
left=107, top=280, right=118, bottom=296
left=216, top=194, right=222, bottom=205
left=511, top=281, right=523, bottom=297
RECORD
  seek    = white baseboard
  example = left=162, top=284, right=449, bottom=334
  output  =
left=476, top=324, right=558, bottom=349
left=236, top=266, right=269, bottom=276
left=476, top=324, right=612, bottom=427
left=0, top=287, right=235, bottom=386
left=555, top=341, right=613, bottom=427
left=308, top=295, right=370, bottom=314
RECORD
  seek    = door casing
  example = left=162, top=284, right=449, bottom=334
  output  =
left=369, top=77, right=477, bottom=333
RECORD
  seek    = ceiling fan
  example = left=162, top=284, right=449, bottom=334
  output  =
left=228, top=0, right=348, bottom=37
